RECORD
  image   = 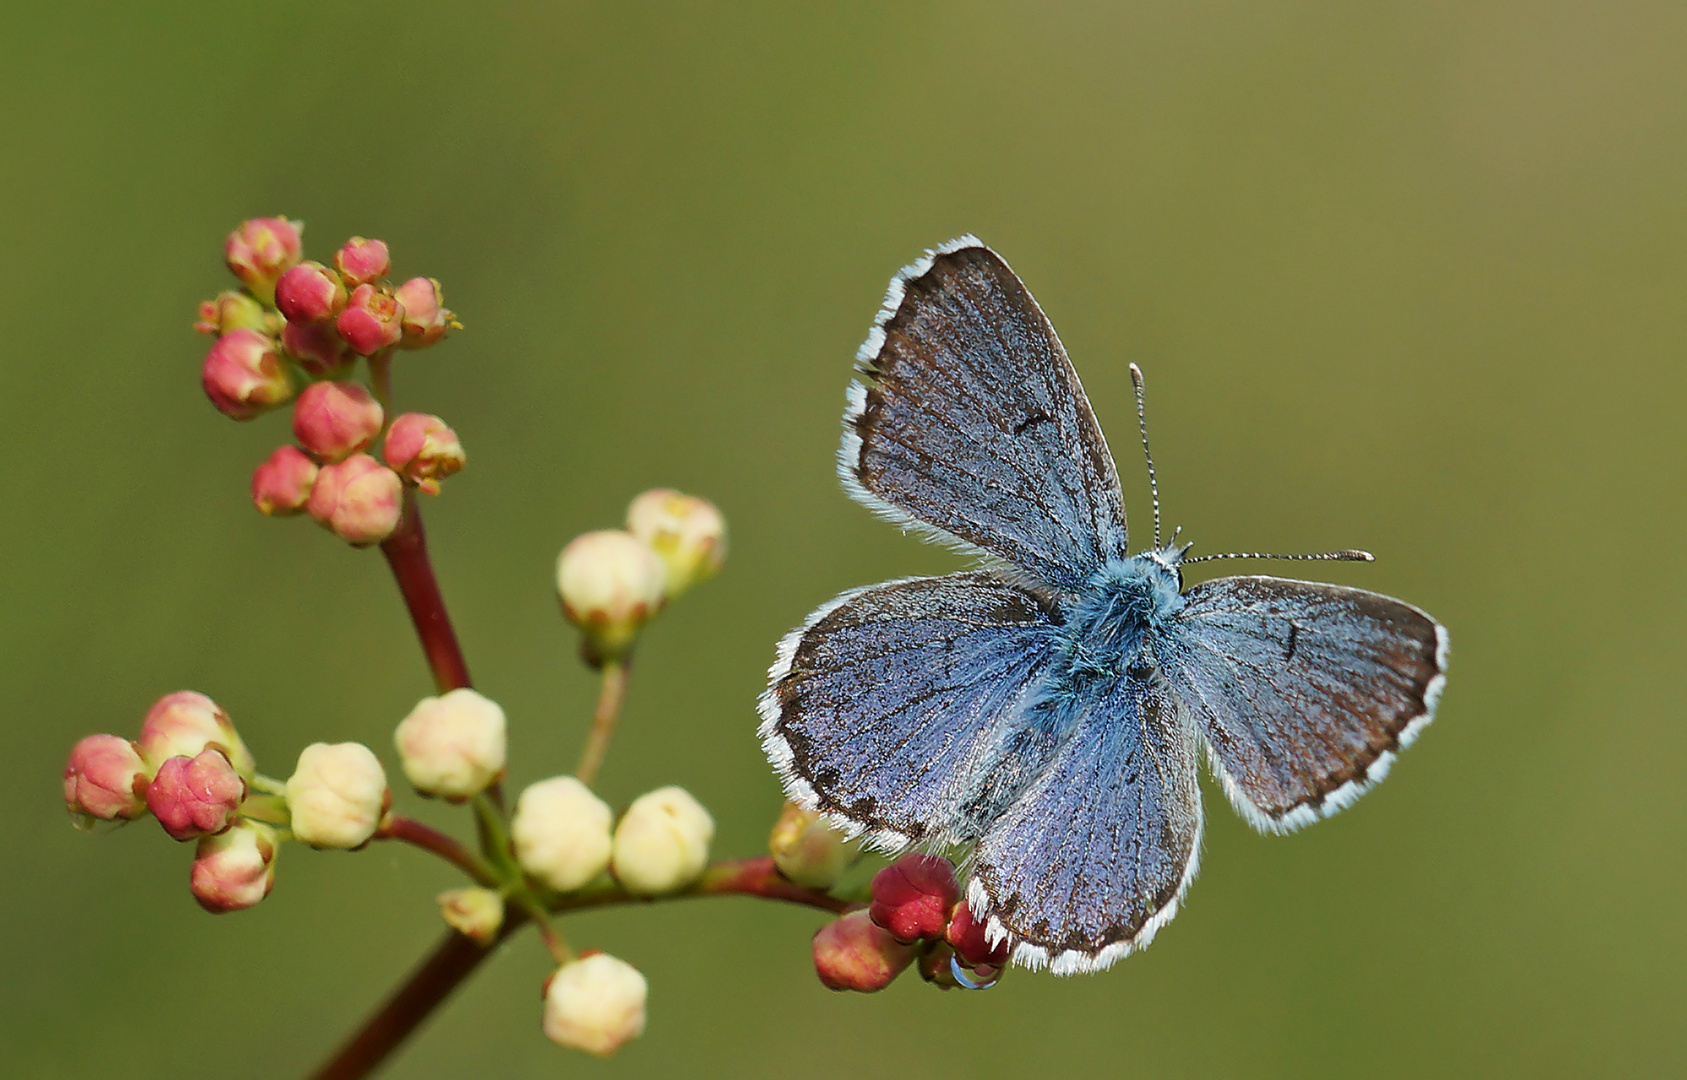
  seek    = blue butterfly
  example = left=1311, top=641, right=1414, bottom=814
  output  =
left=760, top=238, right=1448, bottom=975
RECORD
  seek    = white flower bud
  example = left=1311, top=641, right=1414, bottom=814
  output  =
left=768, top=802, right=858, bottom=889
left=137, top=691, right=255, bottom=776
left=555, top=530, right=665, bottom=662
left=611, top=785, right=714, bottom=895
left=284, top=742, right=388, bottom=849
left=625, top=488, right=726, bottom=598
left=437, top=887, right=505, bottom=945
left=393, top=688, right=507, bottom=800
left=512, top=777, right=614, bottom=892
left=542, top=953, right=647, bottom=1057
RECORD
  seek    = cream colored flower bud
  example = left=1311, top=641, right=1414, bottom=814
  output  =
left=284, top=742, right=388, bottom=849
left=555, top=530, right=665, bottom=663
left=769, top=802, right=859, bottom=889
left=393, top=688, right=506, bottom=800
left=511, top=777, right=614, bottom=892
left=437, top=887, right=505, bottom=945
left=625, top=488, right=726, bottom=599
left=542, top=953, right=647, bottom=1057
left=611, top=785, right=714, bottom=895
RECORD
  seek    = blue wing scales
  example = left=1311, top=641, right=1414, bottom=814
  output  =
left=969, top=673, right=1203, bottom=974
left=842, top=238, right=1127, bottom=591
left=1157, top=575, right=1448, bottom=834
left=759, top=571, right=1067, bottom=849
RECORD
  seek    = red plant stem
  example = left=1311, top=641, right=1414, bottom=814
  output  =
left=306, top=919, right=521, bottom=1080
left=305, top=856, right=852, bottom=1080
left=380, top=495, right=472, bottom=693
left=374, top=815, right=498, bottom=888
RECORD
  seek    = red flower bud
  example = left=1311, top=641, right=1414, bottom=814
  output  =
left=274, top=261, right=347, bottom=324
left=64, top=734, right=150, bottom=823
left=382, top=413, right=464, bottom=494
left=945, top=899, right=1010, bottom=967
left=146, top=749, right=247, bottom=841
left=292, top=381, right=384, bottom=463
left=812, top=910, right=916, bottom=992
left=306, top=454, right=403, bottom=545
left=869, top=853, right=960, bottom=944
left=201, top=328, right=295, bottom=420
left=224, top=217, right=302, bottom=305
left=279, top=319, right=351, bottom=377
left=334, top=237, right=391, bottom=287
left=335, top=283, right=405, bottom=355
left=395, top=277, right=456, bottom=349
left=251, top=445, right=319, bottom=516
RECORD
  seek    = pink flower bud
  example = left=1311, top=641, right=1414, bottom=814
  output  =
left=812, top=910, right=916, bottom=992
left=191, top=819, right=277, bottom=913
left=251, top=445, right=319, bottom=516
left=395, top=277, right=457, bottom=349
left=334, top=237, right=391, bottom=287
left=274, top=261, right=347, bottom=324
left=292, top=381, right=385, bottom=463
left=945, top=899, right=1010, bottom=968
left=138, top=691, right=254, bottom=776
left=306, top=454, right=404, bottom=545
left=437, top=887, right=504, bottom=945
left=382, top=413, right=464, bottom=495
left=279, top=319, right=351, bottom=377
left=542, top=954, right=648, bottom=1057
left=284, top=742, right=388, bottom=849
left=869, top=853, right=960, bottom=944
left=393, top=688, right=506, bottom=800
left=335, top=283, right=405, bottom=355
left=625, top=489, right=727, bottom=599
left=146, top=748, right=247, bottom=841
left=64, top=734, right=150, bottom=823
left=194, top=290, right=270, bottom=336
left=555, top=531, right=666, bottom=664
left=201, top=328, right=295, bottom=420
left=224, top=217, right=303, bottom=305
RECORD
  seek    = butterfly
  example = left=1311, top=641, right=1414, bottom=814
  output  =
left=759, top=237, right=1448, bottom=975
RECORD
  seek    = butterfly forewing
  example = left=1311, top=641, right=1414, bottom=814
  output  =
left=971, top=673, right=1202, bottom=974
left=843, top=239, right=1127, bottom=591
left=1157, top=576, right=1448, bottom=833
left=759, top=571, right=1065, bottom=849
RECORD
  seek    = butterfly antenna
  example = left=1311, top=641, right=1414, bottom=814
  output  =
left=1128, top=363, right=1162, bottom=548
left=1184, top=549, right=1374, bottom=564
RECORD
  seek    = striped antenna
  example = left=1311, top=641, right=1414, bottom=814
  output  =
left=1184, top=549, right=1374, bottom=565
left=1128, top=363, right=1162, bottom=548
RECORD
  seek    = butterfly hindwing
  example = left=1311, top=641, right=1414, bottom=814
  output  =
left=843, top=239, right=1128, bottom=591
left=970, top=672, right=1203, bottom=974
left=1156, top=575, right=1448, bottom=833
left=759, top=571, right=1065, bottom=849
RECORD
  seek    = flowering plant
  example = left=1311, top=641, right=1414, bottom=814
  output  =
left=61, top=218, right=995, bottom=1078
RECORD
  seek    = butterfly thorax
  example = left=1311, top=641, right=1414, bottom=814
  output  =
left=1054, top=553, right=1186, bottom=683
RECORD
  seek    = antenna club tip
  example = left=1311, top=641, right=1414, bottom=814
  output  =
left=1349, top=550, right=1375, bottom=562
left=1129, top=363, right=1145, bottom=386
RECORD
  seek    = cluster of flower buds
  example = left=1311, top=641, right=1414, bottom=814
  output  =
left=64, top=690, right=393, bottom=912
left=812, top=852, right=1009, bottom=992
left=556, top=489, right=727, bottom=665
left=197, top=218, right=465, bottom=546
left=510, top=778, right=715, bottom=897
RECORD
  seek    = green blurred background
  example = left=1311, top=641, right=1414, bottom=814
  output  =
left=6, top=1, right=1685, bottom=1076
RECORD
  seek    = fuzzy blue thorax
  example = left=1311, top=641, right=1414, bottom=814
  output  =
left=1057, top=547, right=1189, bottom=680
